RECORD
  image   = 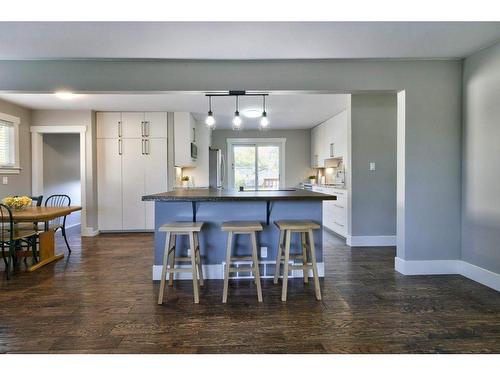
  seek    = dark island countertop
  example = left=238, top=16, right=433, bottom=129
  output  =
left=142, top=188, right=337, bottom=202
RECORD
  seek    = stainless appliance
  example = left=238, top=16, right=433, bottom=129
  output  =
left=209, top=147, right=225, bottom=188
left=190, top=142, right=198, bottom=159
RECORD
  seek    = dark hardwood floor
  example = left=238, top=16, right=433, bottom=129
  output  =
left=1, top=227, right=499, bottom=353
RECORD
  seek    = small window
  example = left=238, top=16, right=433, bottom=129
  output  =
left=0, top=113, right=20, bottom=174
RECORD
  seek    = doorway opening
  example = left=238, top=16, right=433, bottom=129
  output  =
left=42, top=133, right=81, bottom=228
left=30, top=125, right=87, bottom=233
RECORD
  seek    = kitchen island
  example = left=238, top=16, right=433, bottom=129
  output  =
left=142, top=188, right=337, bottom=280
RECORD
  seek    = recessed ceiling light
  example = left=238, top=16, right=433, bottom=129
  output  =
left=54, top=91, right=77, bottom=99
left=242, top=109, right=262, bottom=118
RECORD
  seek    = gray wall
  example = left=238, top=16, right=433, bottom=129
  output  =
left=0, top=98, right=31, bottom=198
left=211, top=129, right=313, bottom=188
left=351, top=93, right=397, bottom=236
left=0, top=59, right=463, bottom=263
left=462, top=41, right=500, bottom=274
left=42, top=133, right=81, bottom=226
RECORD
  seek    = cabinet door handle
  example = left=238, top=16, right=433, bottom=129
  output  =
left=118, top=121, right=122, bottom=137
left=193, top=127, right=196, bottom=142
left=145, top=121, right=150, bottom=137
left=118, top=139, right=122, bottom=155
left=141, top=121, right=144, bottom=137
left=334, top=204, right=344, bottom=209
left=145, top=139, right=150, bottom=155
left=330, top=143, right=334, bottom=157
left=141, top=139, right=145, bottom=155
left=334, top=221, right=344, bottom=227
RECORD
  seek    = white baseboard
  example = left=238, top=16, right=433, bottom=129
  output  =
left=81, top=227, right=99, bottom=237
left=459, top=261, right=500, bottom=292
left=346, top=235, right=396, bottom=247
left=152, top=262, right=325, bottom=281
left=394, top=257, right=500, bottom=292
left=394, top=257, right=459, bottom=275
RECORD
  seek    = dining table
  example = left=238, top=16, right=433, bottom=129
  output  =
left=8, top=206, right=82, bottom=272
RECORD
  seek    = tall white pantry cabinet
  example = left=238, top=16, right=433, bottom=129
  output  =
left=97, top=112, right=168, bottom=231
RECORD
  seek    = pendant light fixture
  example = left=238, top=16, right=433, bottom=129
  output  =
left=205, top=96, right=216, bottom=129
left=259, top=95, right=270, bottom=130
left=232, top=95, right=242, bottom=130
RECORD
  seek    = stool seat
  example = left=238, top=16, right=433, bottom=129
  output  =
left=274, top=220, right=320, bottom=231
left=159, top=221, right=204, bottom=232
left=221, top=221, right=263, bottom=232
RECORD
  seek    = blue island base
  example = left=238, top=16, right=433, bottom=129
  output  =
left=152, top=200, right=324, bottom=280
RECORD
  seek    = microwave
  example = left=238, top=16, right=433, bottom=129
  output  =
left=190, top=142, right=197, bottom=159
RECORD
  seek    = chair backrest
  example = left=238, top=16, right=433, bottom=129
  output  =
left=0, top=204, right=14, bottom=244
left=30, top=195, right=43, bottom=207
left=45, top=194, right=71, bottom=208
left=45, top=195, right=71, bottom=227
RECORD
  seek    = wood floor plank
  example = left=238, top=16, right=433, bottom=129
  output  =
left=0, top=228, right=499, bottom=353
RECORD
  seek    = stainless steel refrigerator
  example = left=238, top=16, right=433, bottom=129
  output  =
left=209, top=147, right=225, bottom=189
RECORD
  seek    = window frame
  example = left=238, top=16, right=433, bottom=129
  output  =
left=0, top=112, right=21, bottom=174
left=227, top=138, right=286, bottom=190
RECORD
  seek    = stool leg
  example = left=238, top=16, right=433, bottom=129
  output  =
left=301, top=232, right=309, bottom=284
left=308, top=229, right=322, bottom=301
left=273, top=229, right=285, bottom=284
left=189, top=233, right=200, bottom=304
left=281, top=230, right=291, bottom=302
left=251, top=232, right=263, bottom=302
left=194, top=232, right=204, bottom=287
left=222, top=231, right=233, bottom=303
left=158, top=231, right=171, bottom=304
left=168, top=234, right=176, bottom=286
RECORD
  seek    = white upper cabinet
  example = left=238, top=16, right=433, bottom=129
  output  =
left=310, top=110, right=348, bottom=168
left=144, top=112, right=168, bottom=138
left=97, top=112, right=168, bottom=139
left=121, top=112, right=145, bottom=138
left=174, top=112, right=197, bottom=167
left=96, top=112, right=121, bottom=139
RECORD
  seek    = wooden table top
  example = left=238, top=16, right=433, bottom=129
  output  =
left=2, top=206, right=82, bottom=222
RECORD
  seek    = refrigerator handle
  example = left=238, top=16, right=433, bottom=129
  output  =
left=221, top=153, right=226, bottom=186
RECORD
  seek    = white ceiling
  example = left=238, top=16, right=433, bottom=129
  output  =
left=0, top=22, right=499, bottom=60
left=0, top=93, right=348, bottom=129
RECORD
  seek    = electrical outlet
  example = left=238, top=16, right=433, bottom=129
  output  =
left=2, top=177, right=7, bottom=185
left=261, top=247, right=268, bottom=258
left=369, top=162, right=376, bottom=171
left=187, top=248, right=191, bottom=256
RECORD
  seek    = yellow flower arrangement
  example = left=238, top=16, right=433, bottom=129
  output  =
left=2, top=196, right=32, bottom=211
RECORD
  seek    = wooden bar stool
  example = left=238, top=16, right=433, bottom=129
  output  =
left=273, top=220, right=321, bottom=302
left=157, top=221, right=204, bottom=304
left=221, top=221, right=263, bottom=303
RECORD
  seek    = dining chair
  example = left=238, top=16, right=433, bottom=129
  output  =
left=45, top=194, right=72, bottom=254
left=0, top=204, right=38, bottom=279
left=30, top=195, right=43, bottom=207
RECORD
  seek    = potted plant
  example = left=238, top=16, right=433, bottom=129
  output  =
left=181, top=175, right=190, bottom=187
left=308, top=175, right=317, bottom=184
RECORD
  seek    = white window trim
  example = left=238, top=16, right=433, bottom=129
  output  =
left=226, top=138, right=286, bottom=190
left=0, top=112, right=21, bottom=175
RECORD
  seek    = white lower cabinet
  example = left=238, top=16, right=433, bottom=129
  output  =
left=316, top=187, right=347, bottom=237
left=121, top=139, right=147, bottom=230
left=97, top=113, right=168, bottom=232
left=97, top=138, right=123, bottom=231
